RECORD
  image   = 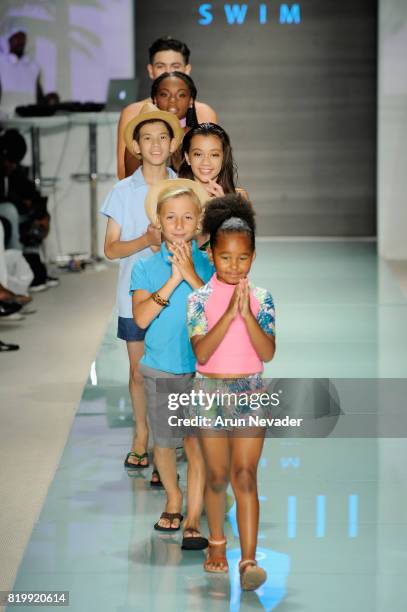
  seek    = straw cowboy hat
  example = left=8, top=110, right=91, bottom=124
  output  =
left=124, top=102, right=184, bottom=156
left=144, top=178, right=209, bottom=224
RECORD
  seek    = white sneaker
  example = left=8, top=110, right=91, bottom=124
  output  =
left=30, top=283, right=47, bottom=293
left=20, top=304, right=37, bottom=315
left=46, top=276, right=60, bottom=288
left=0, top=312, right=24, bottom=321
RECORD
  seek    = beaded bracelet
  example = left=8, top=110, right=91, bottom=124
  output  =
left=151, top=291, right=169, bottom=307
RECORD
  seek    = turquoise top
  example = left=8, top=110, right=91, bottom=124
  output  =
left=130, top=241, right=214, bottom=374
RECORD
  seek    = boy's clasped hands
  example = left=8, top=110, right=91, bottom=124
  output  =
left=167, top=241, right=196, bottom=284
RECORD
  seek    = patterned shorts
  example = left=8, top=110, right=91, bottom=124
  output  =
left=184, top=373, right=271, bottom=431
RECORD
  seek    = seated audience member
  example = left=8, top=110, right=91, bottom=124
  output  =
left=0, top=212, right=30, bottom=351
left=0, top=129, right=58, bottom=291
left=0, top=218, right=32, bottom=310
left=0, top=219, right=8, bottom=287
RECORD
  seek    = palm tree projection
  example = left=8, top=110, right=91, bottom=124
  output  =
left=0, top=0, right=104, bottom=98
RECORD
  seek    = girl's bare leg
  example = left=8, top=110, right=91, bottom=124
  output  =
left=229, top=432, right=265, bottom=561
left=199, top=435, right=230, bottom=570
left=126, top=341, right=149, bottom=466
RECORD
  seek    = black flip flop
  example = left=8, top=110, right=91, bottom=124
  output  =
left=124, top=451, right=149, bottom=469
left=154, top=512, right=184, bottom=532
left=181, top=528, right=209, bottom=550
left=0, top=341, right=19, bottom=352
left=150, top=470, right=180, bottom=487
left=150, top=469, right=163, bottom=487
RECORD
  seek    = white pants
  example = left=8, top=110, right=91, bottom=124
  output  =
left=0, top=202, right=21, bottom=249
left=0, top=221, right=33, bottom=294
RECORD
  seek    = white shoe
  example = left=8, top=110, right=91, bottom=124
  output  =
left=0, top=312, right=24, bottom=321
left=20, top=304, right=37, bottom=315
left=46, top=276, right=60, bottom=288
left=30, top=283, right=47, bottom=293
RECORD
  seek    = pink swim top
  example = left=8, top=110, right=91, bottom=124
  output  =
left=187, top=273, right=275, bottom=374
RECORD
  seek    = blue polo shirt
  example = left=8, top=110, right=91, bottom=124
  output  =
left=130, top=241, right=214, bottom=374
left=100, top=167, right=176, bottom=318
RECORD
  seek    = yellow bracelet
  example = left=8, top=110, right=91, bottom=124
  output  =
left=151, top=291, right=169, bottom=307
left=156, top=291, right=169, bottom=306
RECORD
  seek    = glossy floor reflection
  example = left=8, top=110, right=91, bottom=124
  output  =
left=10, top=242, right=407, bottom=611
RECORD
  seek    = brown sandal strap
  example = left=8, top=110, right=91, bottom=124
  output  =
left=183, top=527, right=202, bottom=536
left=239, top=559, right=257, bottom=572
left=160, top=512, right=183, bottom=521
left=208, top=537, right=227, bottom=546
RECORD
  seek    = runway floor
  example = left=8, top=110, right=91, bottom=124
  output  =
left=9, top=241, right=407, bottom=611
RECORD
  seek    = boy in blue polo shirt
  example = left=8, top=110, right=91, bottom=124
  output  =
left=131, top=179, right=212, bottom=539
left=101, top=103, right=183, bottom=471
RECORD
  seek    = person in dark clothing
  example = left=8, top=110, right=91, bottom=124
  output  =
left=0, top=128, right=58, bottom=290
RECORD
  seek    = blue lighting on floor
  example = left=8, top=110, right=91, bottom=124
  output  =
left=288, top=495, right=297, bottom=538
left=348, top=494, right=359, bottom=538
left=316, top=495, right=326, bottom=538
left=280, top=457, right=301, bottom=469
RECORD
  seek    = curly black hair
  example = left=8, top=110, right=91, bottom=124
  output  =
left=202, top=194, right=256, bottom=251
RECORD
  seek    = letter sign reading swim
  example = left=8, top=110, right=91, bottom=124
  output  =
left=198, top=3, right=302, bottom=25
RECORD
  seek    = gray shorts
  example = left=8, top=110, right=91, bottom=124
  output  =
left=139, top=363, right=193, bottom=448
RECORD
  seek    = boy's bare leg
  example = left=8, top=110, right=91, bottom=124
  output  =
left=183, top=436, right=206, bottom=536
left=154, top=446, right=183, bottom=529
left=126, top=341, right=149, bottom=466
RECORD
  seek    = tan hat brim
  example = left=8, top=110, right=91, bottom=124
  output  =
left=144, top=178, right=209, bottom=224
left=124, top=111, right=184, bottom=157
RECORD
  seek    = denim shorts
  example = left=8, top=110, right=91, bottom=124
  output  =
left=117, top=317, right=146, bottom=342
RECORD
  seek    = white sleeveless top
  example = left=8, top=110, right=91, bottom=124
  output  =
left=0, top=52, right=40, bottom=115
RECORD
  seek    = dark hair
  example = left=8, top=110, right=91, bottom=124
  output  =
left=133, top=118, right=174, bottom=143
left=149, top=36, right=190, bottom=64
left=151, top=71, right=198, bottom=128
left=202, top=194, right=256, bottom=251
left=0, top=129, right=27, bottom=163
left=178, top=123, right=237, bottom=193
